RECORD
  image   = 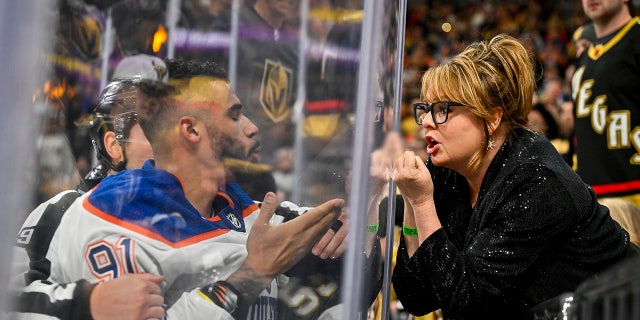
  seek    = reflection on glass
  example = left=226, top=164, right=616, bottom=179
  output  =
left=5, top=1, right=402, bottom=320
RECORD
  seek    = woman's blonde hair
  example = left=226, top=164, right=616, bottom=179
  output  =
left=420, top=34, right=536, bottom=169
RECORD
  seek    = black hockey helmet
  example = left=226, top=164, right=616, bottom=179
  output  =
left=86, top=54, right=168, bottom=178
left=88, top=79, right=144, bottom=172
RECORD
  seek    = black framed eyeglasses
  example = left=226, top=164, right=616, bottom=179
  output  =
left=413, top=101, right=465, bottom=125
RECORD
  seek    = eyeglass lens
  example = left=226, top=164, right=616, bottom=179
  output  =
left=414, top=101, right=457, bottom=125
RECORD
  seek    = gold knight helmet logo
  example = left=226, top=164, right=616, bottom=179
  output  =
left=259, top=59, right=294, bottom=123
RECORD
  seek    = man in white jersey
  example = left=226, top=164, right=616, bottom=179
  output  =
left=44, top=60, right=362, bottom=320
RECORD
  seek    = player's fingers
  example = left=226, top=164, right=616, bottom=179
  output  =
left=315, top=215, right=349, bottom=259
left=142, top=297, right=166, bottom=320
left=292, top=198, right=344, bottom=231
left=141, top=294, right=166, bottom=319
left=326, top=235, right=348, bottom=259
left=311, top=199, right=344, bottom=233
left=143, top=305, right=166, bottom=320
left=256, top=192, right=278, bottom=225
left=143, top=274, right=165, bottom=285
left=319, top=231, right=344, bottom=259
left=311, top=230, right=333, bottom=256
left=139, top=279, right=163, bottom=296
left=326, top=217, right=349, bottom=257
left=134, top=274, right=165, bottom=293
left=312, top=213, right=346, bottom=255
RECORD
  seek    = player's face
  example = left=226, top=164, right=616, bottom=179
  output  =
left=123, top=124, right=154, bottom=170
left=190, top=77, right=261, bottom=162
left=238, top=114, right=261, bottom=162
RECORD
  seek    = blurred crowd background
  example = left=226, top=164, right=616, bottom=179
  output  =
left=33, top=0, right=640, bottom=207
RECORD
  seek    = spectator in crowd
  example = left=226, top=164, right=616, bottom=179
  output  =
left=572, top=0, right=640, bottom=207
left=391, top=34, right=638, bottom=320
left=527, top=100, right=574, bottom=165
left=571, top=22, right=596, bottom=59
left=554, top=21, right=597, bottom=169
left=537, top=77, right=565, bottom=126
left=272, top=146, right=295, bottom=201
left=528, top=102, right=560, bottom=138
left=217, top=0, right=300, bottom=164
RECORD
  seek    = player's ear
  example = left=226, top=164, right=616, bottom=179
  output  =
left=104, top=131, right=124, bottom=163
left=179, top=116, right=201, bottom=143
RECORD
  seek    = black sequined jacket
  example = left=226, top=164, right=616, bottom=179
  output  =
left=392, top=128, right=639, bottom=320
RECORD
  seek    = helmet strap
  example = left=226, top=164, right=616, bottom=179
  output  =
left=112, top=141, right=128, bottom=172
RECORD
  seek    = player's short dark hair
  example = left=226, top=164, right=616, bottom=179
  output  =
left=139, top=59, right=229, bottom=153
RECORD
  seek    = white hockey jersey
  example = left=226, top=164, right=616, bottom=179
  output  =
left=9, top=189, right=94, bottom=319
left=46, top=162, right=283, bottom=320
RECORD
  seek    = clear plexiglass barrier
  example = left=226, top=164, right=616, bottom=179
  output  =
left=1, top=1, right=404, bottom=319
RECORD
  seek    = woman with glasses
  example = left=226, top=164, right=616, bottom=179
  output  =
left=390, top=34, right=639, bottom=320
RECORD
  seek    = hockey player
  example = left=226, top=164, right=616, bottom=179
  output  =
left=10, top=78, right=171, bottom=319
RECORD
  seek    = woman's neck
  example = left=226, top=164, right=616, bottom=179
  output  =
left=463, top=132, right=507, bottom=208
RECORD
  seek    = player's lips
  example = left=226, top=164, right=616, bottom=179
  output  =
left=248, top=144, right=262, bottom=163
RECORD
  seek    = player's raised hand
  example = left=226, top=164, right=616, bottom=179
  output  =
left=244, top=192, right=344, bottom=282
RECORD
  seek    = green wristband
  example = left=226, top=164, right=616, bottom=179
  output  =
left=366, top=224, right=379, bottom=233
left=402, top=225, right=418, bottom=237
